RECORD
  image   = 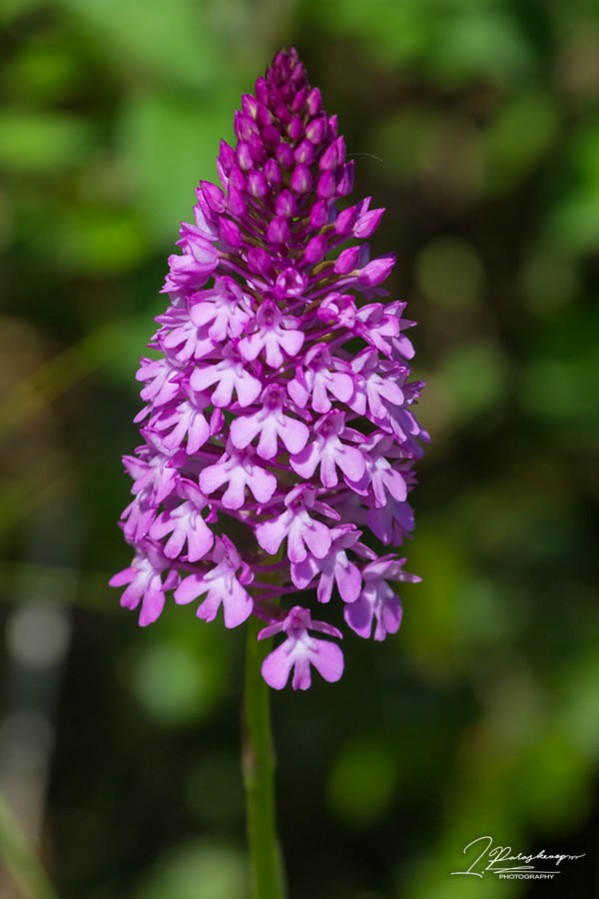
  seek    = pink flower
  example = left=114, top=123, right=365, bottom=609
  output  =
left=109, top=548, right=177, bottom=627
left=256, top=486, right=339, bottom=563
left=259, top=606, right=344, bottom=690
left=290, top=526, right=370, bottom=603
left=190, top=346, right=262, bottom=408
left=239, top=300, right=304, bottom=368
left=344, top=557, right=420, bottom=640
left=230, top=385, right=309, bottom=461
left=290, top=411, right=365, bottom=488
left=174, top=536, right=254, bottom=628
left=111, top=48, right=427, bottom=689
left=199, top=444, right=277, bottom=510
left=149, top=481, right=213, bottom=561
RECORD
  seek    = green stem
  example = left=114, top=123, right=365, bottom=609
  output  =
left=242, top=616, right=286, bottom=899
left=0, top=794, right=60, bottom=899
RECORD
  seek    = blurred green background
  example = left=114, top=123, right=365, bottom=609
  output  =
left=1, top=0, right=598, bottom=897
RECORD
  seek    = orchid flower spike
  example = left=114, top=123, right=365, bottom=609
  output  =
left=111, top=48, right=428, bottom=689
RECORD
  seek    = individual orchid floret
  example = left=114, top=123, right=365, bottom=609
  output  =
left=238, top=300, right=305, bottom=368
left=290, top=411, right=365, bottom=488
left=199, top=443, right=277, bottom=510
left=230, top=385, right=309, bottom=460
left=259, top=606, right=344, bottom=690
left=190, top=345, right=262, bottom=408
left=111, top=47, right=427, bottom=690
left=291, top=525, right=374, bottom=603
left=287, top=343, right=355, bottom=414
left=188, top=276, right=253, bottom=341
left=149, top=389, right=212, bottom=454
left=149, top=480, right=214, bottom=561
left=174, top=535, right=254, bottom=628
left=256, top=486, right=339, bottom=563
left=109, top=547, right=178, bottom=627
left=345, top=556, right=420, bottom=641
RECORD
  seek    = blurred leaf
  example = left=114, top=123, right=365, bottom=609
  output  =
left=328, top=738, right=397, bottom=827
left=5, top=45, right=83, bottom=102
left=186, top=753, right=244, bottom=826
left=134, top=840, right=248, bottom=899
left=58, top=0, right=221, bottom=90
left=559, top=650, right=599, bottom=760
left=0, top=112, right=95, bottom=174
left=119, top=89, right=237, bottom=241
left=547, top=121, right=599, bottom=253
left=0, top=794, right=60, bottom=899
left=417, top=237, right=485, bottom=308
left=305, top=0, right=534, bottom=84
left=131, top=635, right=228, bottom=725
left=48, top=206, right=149, bottom=274
left=430, top=7, right=535, bottom=85
left=520, top=249, right=580, bottom=315
left=434, top=342, right=508, bottom=425
left=372, top=108, right=446, bottom=181
left=483, top=91, right=559, bottom=194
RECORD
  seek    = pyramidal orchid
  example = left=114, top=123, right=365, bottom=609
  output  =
left=111, top=48, right=428, bottom=691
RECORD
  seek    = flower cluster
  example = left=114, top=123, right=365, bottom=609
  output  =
left=111, top=48, right=428, bottom=690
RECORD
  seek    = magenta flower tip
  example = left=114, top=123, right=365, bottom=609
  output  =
left=111, top=47, right=427, bottom=689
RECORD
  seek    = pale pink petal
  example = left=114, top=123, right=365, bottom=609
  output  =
left=256, top=515, right=288, bottom=556
left=279, top=417, right=309, bottom=454
left=303, top=521, right=332, bottom=560
left=337, top=445, right=366, bottom=482
left=230, top=414, right=261, bottom=450
left=139, top=577, right=165, bottom=626
left=222, top=580, right=252, bottom=628
left=222, top=468, right=247, bottom=509
left=290, top=443, right=319, bottom=479
left=261, top=643, right=295, bottom=690
left=336, top=560, right=361, bottom=602
left=309, top=640, right=344, bottom=683
left=174, top=574, right=206, bottom=605
left=291, top=654, right=313, bottom=690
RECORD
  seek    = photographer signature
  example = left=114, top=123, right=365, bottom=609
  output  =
left=450, top=835, right=585, bottom=878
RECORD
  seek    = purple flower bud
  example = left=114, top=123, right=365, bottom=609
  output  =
left=263, top=158, right=281, bottom=187
left=309, top=200, right=329, bottom=230
left=294, top=139, right=315, bottom=166
left=246, top=246, right=272, bottom=277
left=290, top=164, right=312, bottom=194
left=336, top=161, right=354, bottom=197
left=287, top=114, right=304, bottom=142
left=358, top=254, right=396, bottom=286
left=217, top=140, right=235, bottom=176
left=275, top=190, right=297, bottom=219
left=306, top=116, right=327, bottom=145
left=304, top=234, right=328, bottom=265
left=247, top=170, right=267, bottom=198
left=236, top=141, right=253, bottom=171
left=219, top=217, right=243, bottom=249
left=267, top=216, right=291, bottom=245
left=276, top=142, right=294, bottom=169
left=111, top=49, right=426, bottom=690
left=319, top=141, right=339, bottom=172
left=334, top=204, right=358, bottom=236
left=354, top=207, right=384, bottom=239
left=305, top=87, right=322, bottom=116
left=198, top=181, right=226, bottom=214
left=317, top=170, right=337, bottom=199
left=334, top=246, right=361, bottom=275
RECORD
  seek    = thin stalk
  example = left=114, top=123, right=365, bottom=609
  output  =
left=0, top=794, right=60, bottom=899
left=242, top=615, right=286, bottom=899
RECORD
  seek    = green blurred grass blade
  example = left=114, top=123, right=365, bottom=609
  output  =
left=0, top=794, right=60, bottom=899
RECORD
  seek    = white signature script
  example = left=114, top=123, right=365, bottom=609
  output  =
left=450, top=835, right=585, bottom=878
